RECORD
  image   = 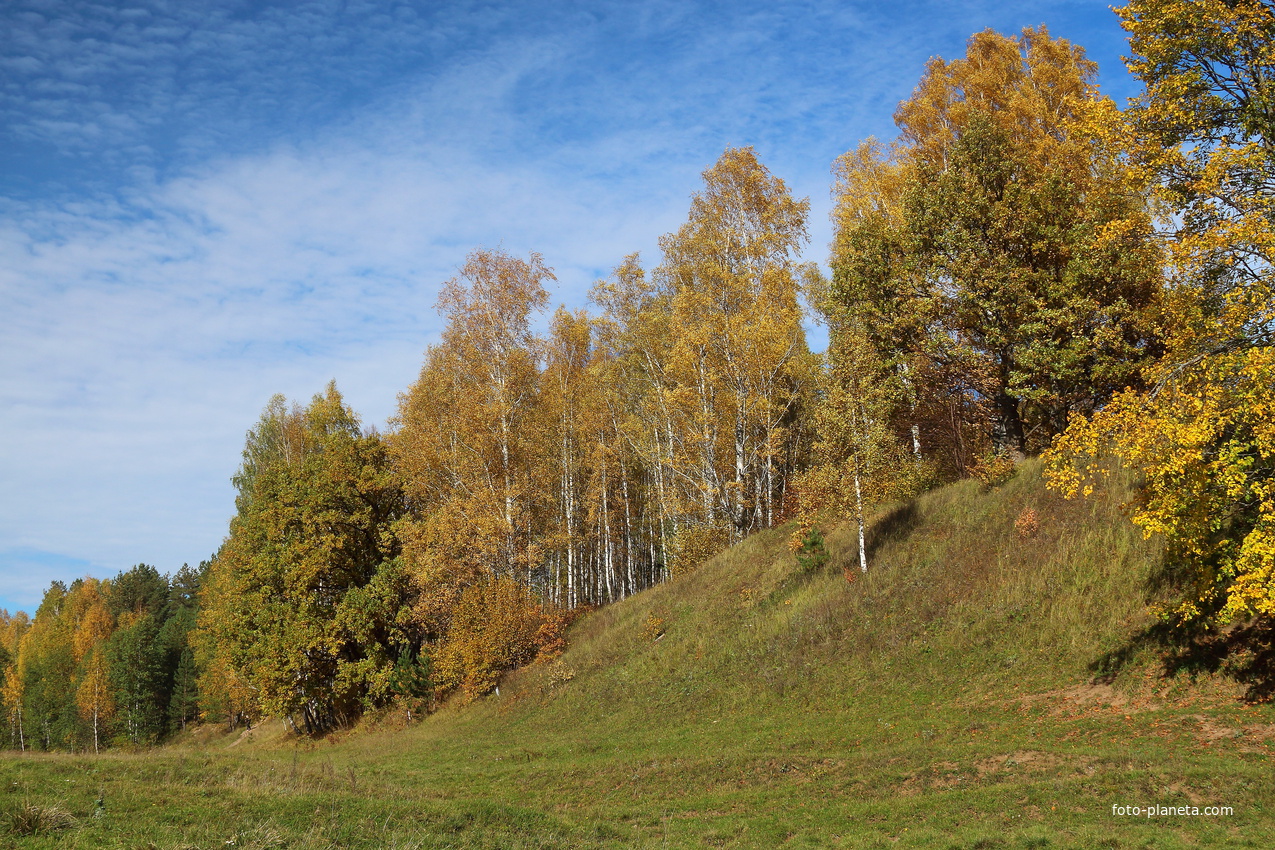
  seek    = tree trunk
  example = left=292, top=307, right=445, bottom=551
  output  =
left=854, top=463, right=868, bottom=574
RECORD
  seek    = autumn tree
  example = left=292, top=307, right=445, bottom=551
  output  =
left=16, top=582, right=79, bottom=750
left=590, top=254, right=679, bottom=587
left=1, top=610, right=30, bottom=749
left=394, top=249, right=554, bottom=602
left=799, top=303, right=934, bottom=574
left=431, top=577, right=547, bottom=700
left=1047, top=0, right=1275, bottom=623
left=541, top=307, right=601, bottom=606
left=831, top=27, right=1161, bottom=471
left=198, top=383, right=409, bottom=734
left=655, top=147, right=815, bottom=547
left=71, top=578, right=115, bottom=753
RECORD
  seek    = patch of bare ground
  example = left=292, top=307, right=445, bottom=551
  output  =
left=1187, top=714, right=1275, bottom=754
left=1165, top=781, right=1207, bottom=805
left=973, top=749, right=1092, bottom=775
left=899, top=752, right=1095, bottom=796
left=1009, top=682, right=1160, bottom=716
left=225, top=718, right=290, bottom=748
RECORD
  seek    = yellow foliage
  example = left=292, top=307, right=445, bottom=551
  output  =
left=640, top=613, right=666, bottom=642
left=432, top=578, right=546, bottom=700
left=666, top=524, right=729, bottom=576
left=1047, top=0, right=1275, bottom=624
left=972, top=452, right=1018, bottom=488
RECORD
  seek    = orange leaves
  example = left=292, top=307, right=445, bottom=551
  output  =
left=1014, top=508, right=1041, bottom=540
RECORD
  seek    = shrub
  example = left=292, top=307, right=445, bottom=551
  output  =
left=1014, top=508, right=1041, bottom=539
left=795, top=527, right=830, bottom=573
left=972, top=451, right=1017, bottom=486
left=433, top=578, right=546, bottom=700
left=641, top=613, right=667, bottom=642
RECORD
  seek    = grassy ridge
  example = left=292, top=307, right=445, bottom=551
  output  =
left=3, top=462, right=1273, bottom=848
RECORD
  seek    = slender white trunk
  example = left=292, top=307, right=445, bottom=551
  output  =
left=500, top=410, right=514, bottom=577
left=697, top=359, right=716, bottom=523
left=854, top=464, right=868, bottom=573
left=763, top=422, right=774, bottom=528
left=654, top=423, right=670, bottom=561
left=621, top=461, right=634, bottom=598
left=601, top=456, right=614, bottom=602
left=734, top=408, right=746, bottom=538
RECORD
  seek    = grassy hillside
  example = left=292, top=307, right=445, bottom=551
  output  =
left=4, top=462, right=1273, bottom=848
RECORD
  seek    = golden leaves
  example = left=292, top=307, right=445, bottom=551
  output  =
left=1046, top=1, right=1275, bottom=623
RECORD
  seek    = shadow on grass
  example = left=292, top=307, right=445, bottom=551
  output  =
left=865, top=502, right=921, bottom=562
left=1090, top=614, right=1275, bottom=704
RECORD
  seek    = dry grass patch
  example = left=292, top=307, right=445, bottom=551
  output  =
left=7, top=799, right=75, bottom=835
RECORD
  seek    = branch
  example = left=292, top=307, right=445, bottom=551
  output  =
left=1150, top=330, right=1275, bottom=400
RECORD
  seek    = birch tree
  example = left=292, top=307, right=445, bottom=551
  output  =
left=657, top=147, right=814, bottom=543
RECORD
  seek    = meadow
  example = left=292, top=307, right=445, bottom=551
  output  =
left=4, top=462, right=1272, bottom=848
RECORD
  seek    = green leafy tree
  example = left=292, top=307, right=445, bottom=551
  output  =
left=162, top=562, right=204, bottom=733
left=106, top=564, right=167, bottom=620
left=106, top=611, right=165, bottom=745
left=198, top=383, right=408, bottom=734
left=832, top=27, right=1161, bottom=467
left=167, top=644, right=199, bottom=733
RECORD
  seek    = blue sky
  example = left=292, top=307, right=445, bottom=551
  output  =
left=0, top=0, right=1137, bottom=614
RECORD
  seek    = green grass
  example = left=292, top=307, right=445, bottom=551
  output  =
left=3, top=461, right=1273, bottom=847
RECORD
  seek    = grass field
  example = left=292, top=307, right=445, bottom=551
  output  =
left=3, top=461, right=1272, bottom=848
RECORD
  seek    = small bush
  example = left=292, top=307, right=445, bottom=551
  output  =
left=972, top=451, right=1017, bottom=486
left=535, top=606, right=582, bottom=660
left=433, top=578, right=546, bottom=700
left=1014, top=507, right=1040, bottom=538
left=795, top=527, right=829, bottom=573
left=546, top=659, right=576, bottom=686
left=8, top=801, right=74, bottom=835
left=641, top=613, right=666, bottom=642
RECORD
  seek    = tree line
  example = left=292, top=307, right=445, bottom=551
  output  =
left=3, top=0, right=1271, bottom=748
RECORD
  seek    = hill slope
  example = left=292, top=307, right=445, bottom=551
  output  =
left=4, top=462, right=1273, bottom=848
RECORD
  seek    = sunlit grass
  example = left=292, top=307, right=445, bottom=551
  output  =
left=3, top=461, right=1272, bottom=847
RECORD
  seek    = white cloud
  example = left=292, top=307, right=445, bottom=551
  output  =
left=0, top=0, right=1138, bottom=611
